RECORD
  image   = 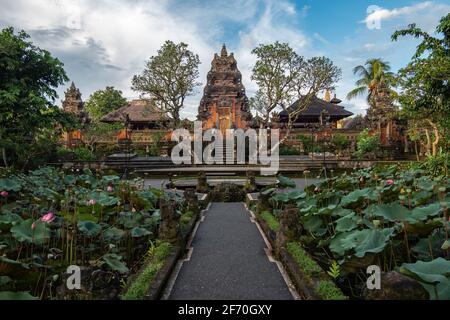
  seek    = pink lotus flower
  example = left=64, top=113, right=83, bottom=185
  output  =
left=31, top=222, right=36, bottom=230
left=88, top=199, right=96, bottom=206
left=40, top=212, right=55, bottom=223
left=0, top=191, right=8, bottom=197
left=107, top=186, right=114, bottom=193
left=386, top=179, right=394, bottom=186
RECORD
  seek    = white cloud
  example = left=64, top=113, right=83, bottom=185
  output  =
left=363, top=1, right=433, bottom=25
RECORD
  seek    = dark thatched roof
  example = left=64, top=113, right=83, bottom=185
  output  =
left=101, top=99, right=168, bottom=123
left=279, top=96, right=353, bottom=121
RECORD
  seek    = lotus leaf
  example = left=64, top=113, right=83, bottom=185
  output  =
left=365, top=203, right=416, bottom=223
left=102, top=253, right=129, bottom=273
left=277, top=175, right=296, bottom=189
left=0, top=178, right=22, bottom=192
left=11, top=220, right=50, bottom=245
left=400, top=258, right=450, bottom=300
left=131, top=227, right=152, bottom=238
left=335, top=213, right=359, bottom=232
left=340, top=188, right=377, bottom=208
left=103, top=227, right=125, bottom=243
left=0, top=291, right=37, bottom=300
left=77, top=221, right=101, bottom=236
left=411, top=202, right=442, bottom=221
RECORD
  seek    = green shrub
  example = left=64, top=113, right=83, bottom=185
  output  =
left=355, top=129, right=380, bottom=159
left=316, top=280, right=347, bottom=300
left=280, top=146, right=301, bottom=155
left=122, top=241, right=172, bottom=300
left=331, top=134, right=350, bottom=154
left=286, top=242, right=322, bottom=277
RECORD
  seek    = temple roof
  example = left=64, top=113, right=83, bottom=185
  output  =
left=279, top=96, right=353, bottom=120
left=101, top=99, right=168, bottom=123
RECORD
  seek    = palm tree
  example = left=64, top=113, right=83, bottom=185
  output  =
left=346, top=58, right=394, bottom=102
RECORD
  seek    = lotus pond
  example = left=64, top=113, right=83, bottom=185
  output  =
left=270, top=166, right=450, bottom=299
left=0, top=167, right=185, bottom=300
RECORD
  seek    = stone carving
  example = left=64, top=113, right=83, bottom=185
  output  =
left=158, top=199, right=181, bottom=245
left=197, top=44, right=252, bottom=135
left=275, top=205, right=301, bottom=255
left=184, top=189, right=200, bottom=216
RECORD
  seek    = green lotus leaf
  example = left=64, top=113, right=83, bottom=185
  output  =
left=0, top=178, right=22, bottom=192
left=131, top=227, right=152, bottom=238
left=417, top=179, right=436, bottom=192
left=11, top=220, right=50, bottom=245
left=329, top=231, right=353, bottom=256
left=277, top=175, right=296, bottom=189
left=261, top=188, right=276, bottom=196
left=0, top=276, right=12, bottom=286
left=340, top=188, right=377, bottom=208
left=103, top=227, right=125, bottom=243
left=334, top=228, right=394, bottom=258
left=335, top=213, right=359, bottom=232
left=412, top=230, right=446, bottom=261
left=63, top=175, right=77, bottom=185
left=0, top=212, right=23, bottom=226
left=411, top=191, right=433, bottom=206
left=0, top=291, right=38, bottom=300
left=102, top=253, right=129, bottom=273
left=0, top=256, right=30, bottom=269
left=365, top=203, right=416, bottom=223
left=271, top=193, right=290, bottom=203
left=77, top=221, right=101, bottom=236
left=411, top=202, right=442, bottom=221
left=303, top=216, right=327, bottom=236
left=400, top=258, right=450, bottom=300
left=102, top=175, right=120, bottom=182
left=287, top=190, right=306, bottom=200
left=316, top=204, right=337, bottom=216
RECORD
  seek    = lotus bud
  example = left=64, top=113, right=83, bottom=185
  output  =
left=0, top=191, right=8, bottom=197
left=372, top=220, right=380, bottom=227
left=441, top=240, right=450, bottom=250
left=31, top=222, right=36, bottom=230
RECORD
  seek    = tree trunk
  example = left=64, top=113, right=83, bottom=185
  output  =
left=424, top=128, right=432, bottom=156
left=426, top=119, right=440, bottom=157
left=1, top=147, right=8, bottom=168
left=414, top=141, right=419, bottom=162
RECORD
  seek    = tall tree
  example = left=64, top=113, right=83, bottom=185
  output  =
left=250, top=42, right=304, bottom=126
left=131, top=41, right=200, bottom=128
left=346, top=58, right=394, bottom=103
left=392, top=13, right=450, bottom=156
left=0, top=27, right=72, bottom=168
left=251, top=42, right=341, bottom=141
left=85, top=86, right=127, bottom=121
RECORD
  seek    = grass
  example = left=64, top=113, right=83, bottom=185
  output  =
left=260, top=211, right=280, bottom=232
left=316, top=280, right=348, bottom=300
left=122, top=241, right=172, bottom=300
left=286, top=242, right=322, bottom=277
left=286, top=242, right=347, bottom=300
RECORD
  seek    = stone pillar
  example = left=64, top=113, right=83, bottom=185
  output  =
left=244, top=170, right=257, bottom=193
left=184, top=189, right=200, bottom=217
left=196, top=171, right=208, bottom=193
left=158, top=199, right=181, bottom=245
left=275, top=205, right=301, bottom=256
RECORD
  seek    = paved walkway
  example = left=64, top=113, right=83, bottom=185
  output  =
left=168, top=202, right=293, bottom=300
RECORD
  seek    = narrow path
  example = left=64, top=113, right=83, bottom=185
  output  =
left=168, top=202, right=293, bottom=300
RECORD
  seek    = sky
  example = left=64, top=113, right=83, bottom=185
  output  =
left=1, top=0, right=449, bottom=119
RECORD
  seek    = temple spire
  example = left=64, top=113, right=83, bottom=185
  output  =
left=324, top=89, right=331, bottom=102
left=221, top=43, right=228, bottom=57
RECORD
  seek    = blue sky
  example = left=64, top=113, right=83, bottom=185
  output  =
left=1, top=0, right=449, bottom=118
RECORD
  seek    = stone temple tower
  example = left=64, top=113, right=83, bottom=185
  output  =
left=197, top=44, right=252, bottom=136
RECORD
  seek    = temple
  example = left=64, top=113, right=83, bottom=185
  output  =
left=197, top=44, right=252, bottom=136
left=62, top=82, right=89, bottom=147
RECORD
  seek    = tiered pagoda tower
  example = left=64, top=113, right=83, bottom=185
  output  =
left=62, top=82, right=89, bottom=147
left=197, top=45, right=252, bottom=136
